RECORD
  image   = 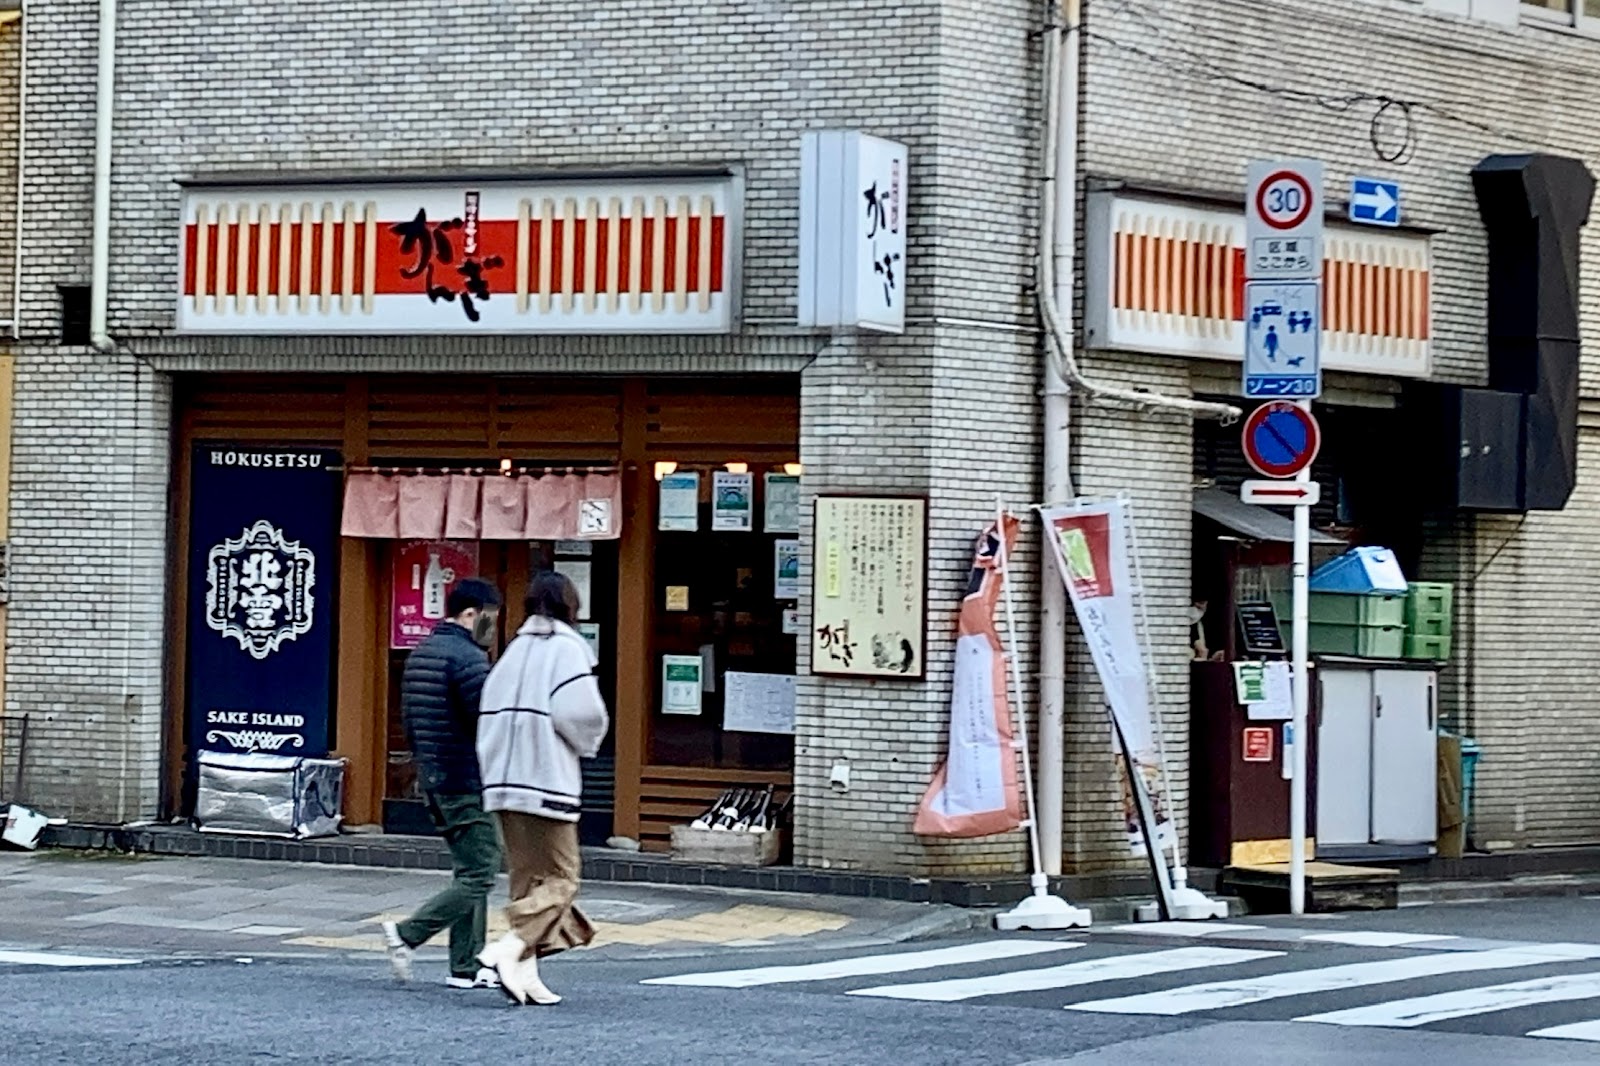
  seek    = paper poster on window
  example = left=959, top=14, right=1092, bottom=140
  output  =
left=764, top=474, right=800, bottom=534
left=810, top=495, right=926, bottom=679
left=774, top=539, right=801, bottom=599
left=661, top=654, right=704, bottom=715
left=723, top=671, right=797, bottom=736
left=713, top=471, right=755, bottom=532
left=577, top=622, right=601, bottom=660
left=1248, top=661, right=1295, bottom=722
left=1232, top=661, right=1267, bottom=704
left=392, top=540, right=481, bottom=650
left=554, top=559, right=593, bottom=621
left=659, top=473, right=700, bottom=532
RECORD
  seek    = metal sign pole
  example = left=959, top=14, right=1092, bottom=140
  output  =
left=1243, top=158, right=1325, bottom=918
left=1289, top=409, right=1312, bottom=916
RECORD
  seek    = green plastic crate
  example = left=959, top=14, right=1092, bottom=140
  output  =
left=1405, top=582, right=1454, bottom=625
left=1408, top=613, right=1452, bottom=639
left=1404, top=634, right=1452, bottom=661
left=1309, top=622, right=1405, bottom=659
left=1308, top=591, right=1406, bottom=628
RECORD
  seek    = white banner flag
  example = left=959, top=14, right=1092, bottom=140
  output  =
left=914, top=516, right=1023, bottom=837
left=1039, top=499, right=1175, bottom=853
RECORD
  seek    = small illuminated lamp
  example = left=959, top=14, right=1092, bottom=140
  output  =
left=784, top=462, right=803, bottom=477
left=724, top=462, right=749, bottom=475
left=499, top=458, right=513, bottom=475
left=654, top=461, right=679, bottom=482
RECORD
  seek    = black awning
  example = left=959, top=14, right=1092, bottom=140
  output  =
left=1194, top=487, right=1342, bottom=545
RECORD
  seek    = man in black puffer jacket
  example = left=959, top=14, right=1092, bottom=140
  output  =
left=382, top=578, right=504, bottom=990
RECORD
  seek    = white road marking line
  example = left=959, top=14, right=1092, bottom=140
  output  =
left=641, top=941, right=1075, bottom=989
left=1067, top=943, right=1600, bottom=1016
left=1530, top=1018, right=1600, bottom=1042
left=1300, top=932, right=1458, bottom=948
left=1111, top=922, right=1264, bottom=938
left=0, top=950, right=141, bottom=968
left=848, top=946, right=1283, bottom=1003
left=1299, top=971, right=1600, bottom=1028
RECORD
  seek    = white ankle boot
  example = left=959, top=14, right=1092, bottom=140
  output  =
left=478, top=933, right=531, bottom=1005
left=516, top=952, right=562, bottom=1006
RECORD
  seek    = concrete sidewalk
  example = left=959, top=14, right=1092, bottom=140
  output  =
left=0, top=850, right=985, bottom=964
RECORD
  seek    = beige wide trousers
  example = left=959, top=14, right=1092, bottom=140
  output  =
left=495, top=811, right=596, bottom=960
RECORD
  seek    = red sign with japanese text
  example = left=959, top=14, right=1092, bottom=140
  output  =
left=177, top=179, right=737, bottom=335
left=391, top=540, right=480, bottom=651
left=1242, top=727, right=1275, bottom=764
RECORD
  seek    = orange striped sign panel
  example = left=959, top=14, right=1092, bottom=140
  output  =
left=1085, top=194, right=1432, bottom=379
left=177, top=178, right=737, bottom=335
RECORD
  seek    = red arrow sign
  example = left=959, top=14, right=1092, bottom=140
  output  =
left=1241, top=479, right=1322, bottom=506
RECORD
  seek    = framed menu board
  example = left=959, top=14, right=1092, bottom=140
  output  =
left=810, top=495, right=927, bottom=680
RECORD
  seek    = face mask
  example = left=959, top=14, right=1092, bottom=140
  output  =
left=1188, top=605, right=1205, bottom=625
left=471, top=610, right=500, bottom=648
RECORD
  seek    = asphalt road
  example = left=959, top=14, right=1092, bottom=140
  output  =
left=10, top=921, right=1600, bottom=1065
left=9, top=853, right=1600, bottom=1065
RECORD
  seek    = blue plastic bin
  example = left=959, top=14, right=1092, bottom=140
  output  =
left=1310, top=546, right=1409, bottom=594
left=1460, top=737, right=1482, bottom=841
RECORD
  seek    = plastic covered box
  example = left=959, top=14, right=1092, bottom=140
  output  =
left=195, top=751, right=346, bottom=839
left=1310, top=547, right=1409, bottom=594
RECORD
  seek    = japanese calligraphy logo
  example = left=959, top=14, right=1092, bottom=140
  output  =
left=390, top=191, right=504, bottom=322
left=863, top=180, right=902, bottom=309
left=578, top=498, right=613, bottom=537
left=205, top=519, right=317, bottom=660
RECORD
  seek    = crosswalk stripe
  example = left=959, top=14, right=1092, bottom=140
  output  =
left=1530, top=1019, right=1600, bottom=1042
left=1066, top=943, right=1600, bottom=1016
left=847, top=946, right=1284, bottom=1003
left=1300, top=932, right=1458, bottom=948
left=641, top=940, right=1074, bottom=989
left=1298, top=971, right=1600, bottom=1028
left=0, top=950, right=141, bottom=968
left=1112, top=922, right=1264, bottom=938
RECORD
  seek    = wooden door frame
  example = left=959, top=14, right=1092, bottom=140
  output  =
left=611, top=379, right=651, bottom=841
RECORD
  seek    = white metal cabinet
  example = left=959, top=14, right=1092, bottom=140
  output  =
left=1316, top=663, right=1438, bottom=850
left=1316, top=668, right=1374, bottom=847
left=1371, top=670, right=1437, bottom=844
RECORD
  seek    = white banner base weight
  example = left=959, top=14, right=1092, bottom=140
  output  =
left=1135, top=887, right=1230, bottom=923
left=996, top=874, right=1093, bottom=931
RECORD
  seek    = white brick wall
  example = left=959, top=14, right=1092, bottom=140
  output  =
left=15, top=0, right=1599, bottom=868
left=8, top=0, right=1050, bottom=875
left=1082, top=0, right=1600, bottom=860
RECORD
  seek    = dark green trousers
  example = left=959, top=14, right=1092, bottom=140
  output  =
left=396, top=791, right=501, bottom=978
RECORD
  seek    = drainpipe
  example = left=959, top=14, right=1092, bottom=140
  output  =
left=9, top=0, right=25, bottom=341
left=1036, top=0, right=1080, bottom=878
left=1035, top=0, right=1241, bottom=877
left=89, top=0, right=116, bottom=351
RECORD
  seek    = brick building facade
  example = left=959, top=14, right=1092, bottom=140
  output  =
left=1, top=0, right=1596, bottom=875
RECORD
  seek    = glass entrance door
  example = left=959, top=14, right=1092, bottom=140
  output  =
left=381, top=536, right=619, bottom=841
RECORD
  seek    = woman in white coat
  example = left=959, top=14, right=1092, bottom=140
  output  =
left=476, top=570, right=609, bottom=1005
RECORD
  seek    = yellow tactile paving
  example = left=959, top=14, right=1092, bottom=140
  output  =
left=285, top=902, right=851, bottom=952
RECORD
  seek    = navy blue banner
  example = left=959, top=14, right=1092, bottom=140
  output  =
left=186, top=445, right=342, bottom=758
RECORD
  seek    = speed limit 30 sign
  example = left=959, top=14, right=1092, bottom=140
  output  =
left=1246, top=159, right=1324, bottom=281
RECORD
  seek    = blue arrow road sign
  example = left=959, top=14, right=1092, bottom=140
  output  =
left=1243, top=280, right=1322, bottom=399
left=1349, top=177, right=1401, bottom=227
